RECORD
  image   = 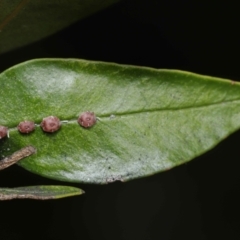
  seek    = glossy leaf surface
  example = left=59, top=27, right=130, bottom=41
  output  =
left=0, top=59, right=239, bottom=183
left=0, top=185, right=84, bottom=200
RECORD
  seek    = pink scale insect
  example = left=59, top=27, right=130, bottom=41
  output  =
left=0, top=125, right=8, bottom=139
left=78, top=111, right=97, bottom=128
left=40, top=116, right=61, bottom=133
left=17, top=121, right=35, bottom=133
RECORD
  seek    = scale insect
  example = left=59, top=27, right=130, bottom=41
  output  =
left=18, top=121, right=35, bottom=133
left=1, top=110, right=97, bottom=139
left=0, top=126, right=8, bottom=139
left=40, top=116, right=61, bottom=133
left=78, top=111, right=97, bottom=128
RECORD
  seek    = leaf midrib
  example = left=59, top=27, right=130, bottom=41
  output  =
left=7, top=98, right=239, bottom=131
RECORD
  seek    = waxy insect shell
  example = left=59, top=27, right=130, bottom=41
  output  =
left=18, top=121, right=35, bottom=133
left=0, top=126, right=8, bottom=139
left=40, top=116, right=61, bottom=133
left=78, top=112, right=96, bottom=128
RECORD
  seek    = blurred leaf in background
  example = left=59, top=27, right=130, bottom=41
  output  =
left=0, top=185, right=84, bottom=200
left=0, top=0, right=121, bottom=54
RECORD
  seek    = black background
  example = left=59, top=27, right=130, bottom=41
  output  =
left=0, top=0, right=240, bottom=239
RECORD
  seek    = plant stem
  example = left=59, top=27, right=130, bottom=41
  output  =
left=0, top=146, right=36, bottom=170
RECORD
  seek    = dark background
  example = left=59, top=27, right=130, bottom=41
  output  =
left=0, top=0, right=240, bottom=239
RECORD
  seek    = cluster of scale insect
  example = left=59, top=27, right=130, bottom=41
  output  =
left=0, top=112, right=97, bottom=139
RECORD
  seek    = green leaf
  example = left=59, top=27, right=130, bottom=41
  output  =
left=0, top=59, right=239, bottom=184
left=0, top=0, right=120, bottom=54
left=0, top=185, right=84, bottom=200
